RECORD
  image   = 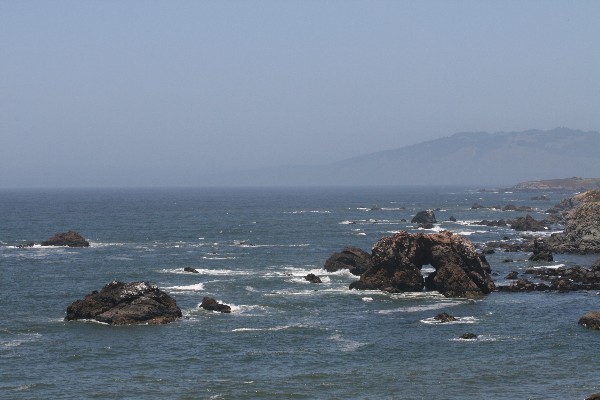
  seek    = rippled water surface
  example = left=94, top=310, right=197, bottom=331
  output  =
left=1, top=187, right=599, bottom=399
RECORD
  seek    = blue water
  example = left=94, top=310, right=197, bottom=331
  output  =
left=1, top=187, right=599, bottom=399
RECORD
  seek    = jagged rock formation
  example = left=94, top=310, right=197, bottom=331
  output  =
left=348, top=231, right=494, bottom=298
left=529, top=238, right=553, bottom=262
left=42, top=231, right=90, bottom=247
left=65, top=281, right=182, bottom=325
left=323, top=247, right=373, bottom=276
left=411, top=210, right=436, bottom=224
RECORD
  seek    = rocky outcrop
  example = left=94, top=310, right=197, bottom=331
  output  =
left=547, top=191, right=600, bottom=254
left=411, top=210, right=436, bottom=224
left=509, top=215, right=547, bottom=231
left=578, top=311, right=600, bottom=330
left=349, top=231, right=494, bottom=298
left=65, top=281, right=182, bottom=325
left=42, top=231, right=90, bottom=247
left=200, top=297, right=231, bottom=313
left=323, top=247, right=373, bottom=276
left=184, top=267, right=199, bottom=273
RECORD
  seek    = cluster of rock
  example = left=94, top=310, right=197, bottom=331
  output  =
left=327, top=231, right=494, bottom=298
left=498, top=262, right=600, bottom=292
left=65, top=280, right=182, bottom=325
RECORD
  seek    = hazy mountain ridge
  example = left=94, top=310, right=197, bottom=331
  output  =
left=206, top=128, right=600, bottom=187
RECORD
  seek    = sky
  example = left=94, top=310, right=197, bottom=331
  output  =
left=1, top=1, right=599, bottom=188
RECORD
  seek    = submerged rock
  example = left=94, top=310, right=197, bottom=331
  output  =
left=200, top=297, right=231, bottom=313
left=42, top=231, right=90, bottom=247
left=459, top=333, right=477, bottom=340
left=349, top=231, right=494, bottom=298
left=65, top=281, right=182, bottom=325
left=434, top=312, right=457, bottom=323
left=578, top=311, right=600, bottom=330
left=184, top=267, right=199, bottom=273
left=305, top=273, right=322, bottom=283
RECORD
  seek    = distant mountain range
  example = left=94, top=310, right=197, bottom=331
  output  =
left=204, top=128, right=600, bottom=187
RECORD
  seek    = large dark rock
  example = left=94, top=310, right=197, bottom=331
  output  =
left=42, top=231, right=90, bottom=247
left=349, top=231, right=494, bottom=298
left=411, top=210, right=437, bottom=224
left=509, top=215, right=547, bottom=231
left=65, top=281, right=182, bottom=325
left=548, top=191, right=600, bottom=254
left=323, top=247, right=373, bottom=276
left=200, top=297, right=231, bottom=313
left=578, top=311, right=600, bottom=330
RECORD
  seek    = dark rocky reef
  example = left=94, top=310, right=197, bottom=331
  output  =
left=323, top=247, right=373, bottom=276
left=578, top=311, right=600, bottom=330
left=65, top=280, right=182, bottom=325
left=42, top=231, right=90, bottom=247
left=184, top=267, right=199, bottom=273
left=348, top=231, right=494, bottom=298
left=200, top=297, right=231, bottom=313
left=497, top=264, right=600, bottom=292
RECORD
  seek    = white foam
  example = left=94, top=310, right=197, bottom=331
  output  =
left=160, top=268, right=251, bottom=276
left=420, top=316, right=479, bottom=325
left=378, top=300, right=463, bottom=314
left=232, top=324, right=305, bottom=332
left=362, top=297, right=373, bottom=302
left=165, top=283, right=205, bottom=292
left=329, top=333, right=365, bottom=352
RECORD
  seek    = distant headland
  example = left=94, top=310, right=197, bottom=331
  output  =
left=510, top=177, right=600, bottom=191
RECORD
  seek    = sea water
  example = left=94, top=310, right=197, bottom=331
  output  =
left=1, top=187, right=598, bottom=399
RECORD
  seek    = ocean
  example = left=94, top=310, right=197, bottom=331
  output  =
left=1, top=186, right=598, bottom=399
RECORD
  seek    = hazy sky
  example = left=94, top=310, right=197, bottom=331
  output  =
left=1, top=1, right=599, bottom=188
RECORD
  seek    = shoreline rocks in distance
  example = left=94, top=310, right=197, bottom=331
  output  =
left=547, top=190, right=600, bottom=254
left=65, top=280, right=182, bottom=325
left=42, top=231, right=90, bottom=247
